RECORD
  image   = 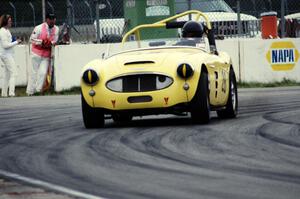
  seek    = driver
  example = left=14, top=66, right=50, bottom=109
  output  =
left=175, top=21, right=204, bottom=46
left=182, top=21, right=204, bottom=38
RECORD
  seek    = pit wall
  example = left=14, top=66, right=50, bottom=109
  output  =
left=1, top=38, right=299, bottom=91
left=0, top=45, right=29, bottom=88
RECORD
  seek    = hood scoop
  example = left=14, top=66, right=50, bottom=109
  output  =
left=124, top=61, right=155, bottom=66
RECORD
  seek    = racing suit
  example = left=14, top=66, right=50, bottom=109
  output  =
left=26, top=22, right=59, bottom=95
left=0, top=27, right=18, bottom=97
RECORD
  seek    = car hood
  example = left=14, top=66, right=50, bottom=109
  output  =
left=102, top=47, right=206, bottom=77
left=115, top=49, right=169, bottom=67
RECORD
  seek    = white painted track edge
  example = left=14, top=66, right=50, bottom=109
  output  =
left=0, top=169, right=108, bottom=199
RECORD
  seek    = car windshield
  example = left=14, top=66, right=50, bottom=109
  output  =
left=107, top=37, right=208, bottom=57
left=175, top=0, right=234, bottom=13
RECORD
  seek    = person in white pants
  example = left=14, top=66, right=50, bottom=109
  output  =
left=26, top=13, right=59, bottom=95
left=0, top=14, right=22, bottom=97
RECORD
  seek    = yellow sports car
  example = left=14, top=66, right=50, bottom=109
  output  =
left=81, top=10, right=238, bottom=128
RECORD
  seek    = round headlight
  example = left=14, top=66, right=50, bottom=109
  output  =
left=82, top=69, right=99, bottom=85
left=177, top=63, right=194, bottom=79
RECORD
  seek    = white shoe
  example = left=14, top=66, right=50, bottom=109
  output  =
left=1, top=92, right=7, bottom=97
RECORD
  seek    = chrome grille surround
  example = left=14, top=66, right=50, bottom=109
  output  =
left=106, top=73, right=173, bottom=93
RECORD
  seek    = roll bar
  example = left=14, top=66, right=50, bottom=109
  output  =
left=121, top=10, right=212, bottom=45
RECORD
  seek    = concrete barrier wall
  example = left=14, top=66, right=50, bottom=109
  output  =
left=1, top=38, right=299, bottom=91
left=54, top=44, right=108, bottom=91
left=53, top=42, right=134, bottom=91
left=216, top=39, right=240, bottom=80
left=241, top=38, right=300, bottom=82
left=0, top=45, right=29, bottom=89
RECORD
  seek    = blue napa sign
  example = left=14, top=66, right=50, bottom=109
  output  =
left=266, top=41, right=299, bottom=71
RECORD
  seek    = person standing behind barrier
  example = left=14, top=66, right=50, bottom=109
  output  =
left=0, top=14, right=22, bottom=97
left=26, top=13, right=59, bottom=95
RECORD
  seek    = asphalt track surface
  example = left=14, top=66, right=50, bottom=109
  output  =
left=0, top=87, right=300, bottom=199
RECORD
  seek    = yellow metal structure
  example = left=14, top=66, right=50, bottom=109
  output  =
left=122, top=10, right=212, bottom=47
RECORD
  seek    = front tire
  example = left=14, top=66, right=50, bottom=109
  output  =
left=81, top=93, right=105, bottom=128
left=190, top=71, right=210, bottom=124
left=217, top=68, right=238, bottom=118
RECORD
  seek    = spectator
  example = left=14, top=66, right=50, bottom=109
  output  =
left=26, top=13, right=59, bottom=95
left=58, top=23, right=72, bottom=45
left=0, top=14, right=22, bottom=97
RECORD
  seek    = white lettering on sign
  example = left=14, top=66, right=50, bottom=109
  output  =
left=146, top=6, right=170, bottom=16
left=147, top=0, right=168, bottom=6
left=126, top=0, right=135, bottom=8
left=271, top=48, right=295, bottom=64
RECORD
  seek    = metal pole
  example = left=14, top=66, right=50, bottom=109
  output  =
left=106, top=0, right=112, bottom=19
left=281, top=0, right=285, bottom=38
left=71, top=3, right=75, bottom=25
left=267, top=0, right=273, bottom=10
left=47, top=1, right=55, bottom=14
left=84, top=0, right=93, bottom=24
left=29, top=2, right=36, bottom=26
left=94, top=0, right=101, bottom=43
left=188, top=0, right=191, bottom=20
left=250, top=0, right=257, bottom=17
left=9, top=1, right=17, bottom=27
left=66, top=0, right=72, bottom=37
left=42, top=0, right=46, bottom=21
left=66, top=0, right=75, bottom=26
left=237, top=0, right=242, bottom=82
left=237, top=0, right=241, bottom=37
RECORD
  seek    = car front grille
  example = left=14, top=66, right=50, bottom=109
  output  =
left=106, top=74, right=173, bottom=93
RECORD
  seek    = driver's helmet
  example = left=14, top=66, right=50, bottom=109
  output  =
left=182, top=21, right=204, bottom=38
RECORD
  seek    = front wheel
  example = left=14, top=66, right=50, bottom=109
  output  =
left=190, top=71, right=211, bottom=124
left=81, top=93, right=105, bottom=128
left=217, top=68, right=238, bottom=118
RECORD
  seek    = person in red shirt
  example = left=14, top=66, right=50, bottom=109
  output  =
left=26, top=13, right=59, bottom=95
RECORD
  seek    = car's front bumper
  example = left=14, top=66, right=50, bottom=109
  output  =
left=81, top=75, right=199, bottom=111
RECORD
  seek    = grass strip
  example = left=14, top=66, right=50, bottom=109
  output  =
left=238, top=79, right=300, bottom=88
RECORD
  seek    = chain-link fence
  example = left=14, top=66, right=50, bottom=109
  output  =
left=226, top=0, right=300, bottom=38
left=1, top=0, right=299, bottom=43
left=1, top=0, right=124, bottom=43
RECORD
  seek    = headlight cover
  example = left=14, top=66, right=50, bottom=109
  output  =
left=82, top=69, right=99, bottom=85
left=177, top=63, right=194, bottom=79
